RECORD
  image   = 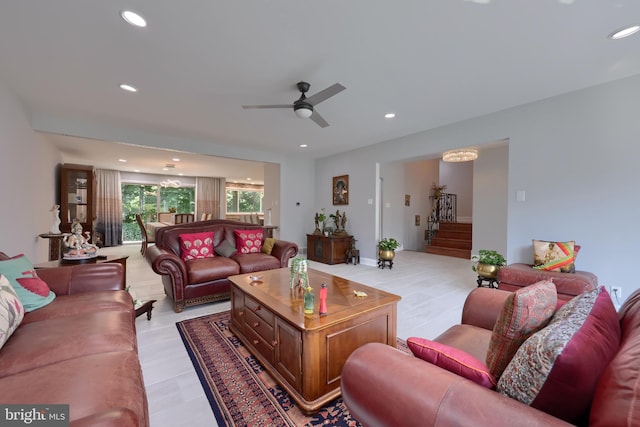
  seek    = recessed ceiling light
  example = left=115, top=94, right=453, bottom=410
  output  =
left=178, top=173, right=184, bottom=176
left=121, top=10, right=147, bottom=28
left=118, top=158, right=127, bottom=163
left=134, top=169, right=140, bottom=172
left=120, top=84, right=137, bottom=92
left=385, top=113, right=396, bottom=119
left=609, top=24, right=640, bottom=40
left=299, top=144, right=308, bottom=148
left=172, top=158, right=181, bottom=162
left=162, top=167, right=169, bottom=171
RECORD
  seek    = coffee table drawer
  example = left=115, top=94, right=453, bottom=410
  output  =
left=244, top=324, right=275, bottom=365
left=245, top=308, right=275, bottom=343
left=245, top=295, right=275, bottom=325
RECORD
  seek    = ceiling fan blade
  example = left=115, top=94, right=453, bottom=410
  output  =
left=305, top=83, right=346, bottom=106
left=242, top=104, right=293, bottom=109
left=310, top=110, right=330, bottom=128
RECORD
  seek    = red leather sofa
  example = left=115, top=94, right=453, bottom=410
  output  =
left=342, top=287, right=640, bottom=427
left=0, top=255, right=149, bottom=427
left=145, top=219, right=298, bottom=312
left=497, top=262, right=598, bottom=301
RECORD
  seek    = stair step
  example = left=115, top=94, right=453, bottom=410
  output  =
left=438, top=222, right=472, bottom=232
left=435, top=230, right=472, bottom=240
left=430, top=237, right=472, bottom=250
left=425, top=246, right=471, bottom=259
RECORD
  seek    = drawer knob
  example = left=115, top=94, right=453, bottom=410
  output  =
left=271, top=340, right=278, bottom=346
left=252, top=305, right=261, bottom=312
left=252, top=340, right=259, bottom=345
left=238, top=310, right=244, bottom=317
left=253, top=322, right=260, bottom=328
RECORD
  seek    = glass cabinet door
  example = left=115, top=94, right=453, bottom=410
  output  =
left=60, top=164, right=94, bottom=233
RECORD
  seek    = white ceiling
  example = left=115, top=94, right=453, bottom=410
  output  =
left=1, top=1, right=639, bottom=182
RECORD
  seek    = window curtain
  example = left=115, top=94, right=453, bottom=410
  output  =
left=95, top=169, right=123, bottom=247
left=196, top=177, right=225, bottom=220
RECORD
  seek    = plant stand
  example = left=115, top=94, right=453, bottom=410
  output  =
left=378, top=258, right=393, bottom=269
left=476, top=276, right=498, bottom=288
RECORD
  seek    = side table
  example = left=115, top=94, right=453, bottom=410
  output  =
left=135, top=300, right=157, bottom=320
left=38, top=233, right=66, bottom=261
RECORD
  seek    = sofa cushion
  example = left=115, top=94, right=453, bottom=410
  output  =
left=0, top=350, right=148, bottom=426
left=21, top=290, right=133, bottom=325
left=234, top=229, right=264, bottom=254
left=0, top=254, right=55, bottom=311
left=186, top=256, right=240, bottom=283
left=179, top=231, right=215, bottom=261
left=0, top=310, right=137, bottom=378
left=486, top=279, right=557, bottom=379
left=261, top=237, right=276, bottom=255
left=497, top=286, right=620, bottom=423
left=532, top=240, right=576, bottom=273
left=215, top=239, right=238, bottom=257
left=407, top=337, right=496, bottom=388
left=231, top=253, right=281, bottom=274
left=0, top=275, right=24, bottom=349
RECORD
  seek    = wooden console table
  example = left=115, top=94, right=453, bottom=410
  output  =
left=306, top=234, right=352, bottom=265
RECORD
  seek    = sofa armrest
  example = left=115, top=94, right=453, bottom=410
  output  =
left=270, top=240, right=299, bottom=267
left=342, top=343, right=573, bottom=427
left=37, top=263, right=125, bottom=295
left=460, top=287, right=511, bottom=330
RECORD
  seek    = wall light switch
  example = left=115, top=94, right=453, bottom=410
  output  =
left=385, top=203, right=391, bottom=208
left=367, top=198, right=373, bottom=205
left=516, top=190, right=526, bottom=202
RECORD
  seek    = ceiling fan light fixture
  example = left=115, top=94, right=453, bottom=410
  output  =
left=443, top=148, right=478, bottom=162
left=294, top=105, right=313, bottom=119
left=608, top=24, right=640, bottom=40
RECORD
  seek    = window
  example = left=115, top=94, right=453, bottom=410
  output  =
left=226, top=187, right=263, bottom=213
left=121, top=183, right=195, bottom=241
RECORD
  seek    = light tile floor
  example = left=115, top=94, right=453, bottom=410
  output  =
left=102, top=243, right=478, bottom=427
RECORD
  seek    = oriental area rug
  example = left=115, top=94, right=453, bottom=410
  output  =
left=176, top=310, right=407, bottom=427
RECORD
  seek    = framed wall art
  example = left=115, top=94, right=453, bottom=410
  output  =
left=333, top=175, right=349, bottom=205
left=405, top=195, right=410, bottom=206
left=415, top=215, right=420, bottom=226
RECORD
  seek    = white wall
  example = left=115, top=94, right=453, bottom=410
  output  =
left=440, top=159, right=474, bottom=221
left=403, top=159, right=439, bottom=251
left=315, top=74, right=640, bottom=294
left=0, top=81, right=61, bottom=262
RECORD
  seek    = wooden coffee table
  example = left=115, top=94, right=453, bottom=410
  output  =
left=229, top=267, right=401, bottom=414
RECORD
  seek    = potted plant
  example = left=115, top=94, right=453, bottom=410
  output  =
left=378, top=237, right=400, bottom=261
left=472, top=249, right=507, bottom=279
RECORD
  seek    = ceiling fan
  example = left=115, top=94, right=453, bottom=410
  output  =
left=242, top=81, right=346, bottom=128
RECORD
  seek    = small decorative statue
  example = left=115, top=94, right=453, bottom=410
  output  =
left=50, top=204, right=61, bottom=234
left=63, top=219, right=98, bottom=257
left=330, top=210, right=348, bottom=236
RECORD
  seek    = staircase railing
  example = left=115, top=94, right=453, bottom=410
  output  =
left=426, top=193, right=457, bottom=244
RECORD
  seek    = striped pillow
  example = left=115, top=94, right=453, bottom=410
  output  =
left=532, top=240, right=576, bottom=272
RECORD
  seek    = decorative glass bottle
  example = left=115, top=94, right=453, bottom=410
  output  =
left=303, top=287, right=314, bottom=314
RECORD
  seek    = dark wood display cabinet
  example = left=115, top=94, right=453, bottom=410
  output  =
left=306, top=234, right=353, bottom=265
left=59, top=164, right=95, bottom=234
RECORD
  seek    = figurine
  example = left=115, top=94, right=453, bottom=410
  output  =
left=50, top=205, right=61, bottom=234
left=63, top=219, right=98, bottom=256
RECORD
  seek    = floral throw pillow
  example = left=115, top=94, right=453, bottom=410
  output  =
left=234, top=229, right=264, bottom=254
left=0, top=275, right=25, bottom=349
left=497, top=287, right=620, bottom=423
left=179, top=232, right=215, bottom=261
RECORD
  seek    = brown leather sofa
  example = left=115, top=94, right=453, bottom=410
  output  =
left=341, top=287, right=640, bottom=427
left=145, top=219, right=298, bottom=312
left=0, top=255, right=149, bottom=427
